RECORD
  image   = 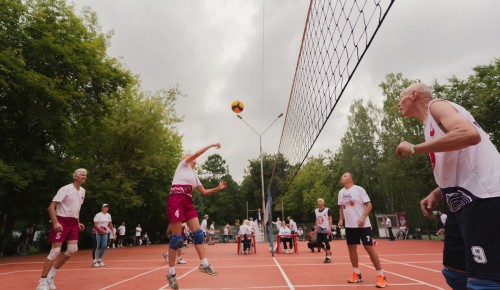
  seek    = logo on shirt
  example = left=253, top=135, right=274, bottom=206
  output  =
left=430, top=124, right=435, bottom=137
left=317, top=216, right=325, bottom=224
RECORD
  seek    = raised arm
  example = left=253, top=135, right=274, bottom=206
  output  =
left=196, top=180, right=227, bottom=196
left=185, top=143, right=221, bottom=163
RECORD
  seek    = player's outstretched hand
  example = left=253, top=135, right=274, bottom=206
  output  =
left=212, top=143, right=221, bottom=149
left=219, top=180, right=227, bottom=190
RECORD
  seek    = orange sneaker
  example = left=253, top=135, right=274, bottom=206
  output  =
left=347, top=272, right=363, bottom=283
left=376, top=275, right=387, bottom=288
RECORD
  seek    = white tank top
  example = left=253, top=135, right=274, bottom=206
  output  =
left=425, top=100, right=500, bottom=212
left=315, top=207, right=331, bottom=233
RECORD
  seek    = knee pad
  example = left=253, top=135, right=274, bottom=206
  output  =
left=442, top=267, right=467, bottom=290
left=47, top=247, right=61, bottom=260
left=169, top=235, right=183, bottom=249
left=193, top=229, right=204, bottom=245
left=65, top=244, right=78, bottom=256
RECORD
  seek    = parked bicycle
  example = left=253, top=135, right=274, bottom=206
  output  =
left=17, top=236, right=32, bottom=256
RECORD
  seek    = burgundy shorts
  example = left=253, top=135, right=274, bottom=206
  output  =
left=48, top=216, right=80, bottom=243
left=167, top=194, right=198, bottom=222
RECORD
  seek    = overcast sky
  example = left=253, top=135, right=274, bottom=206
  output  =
left=73, top=0, right=500, bottom=182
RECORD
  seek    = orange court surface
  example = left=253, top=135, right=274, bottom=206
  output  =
left=0, top=239, right=449, bottom=290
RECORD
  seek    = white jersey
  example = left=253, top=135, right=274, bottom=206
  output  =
left=425, top=100, right=500, bottom=212
left=118, top=225, right=126, bottom=235
left=172, top=160, right=202, bottom=189
left=315, top=207, right=331, bottom=233
left=201, top=219, right=208, bottom=233
left=338, top=185, right=372, bottom=228
left=93, top=212, right=112, bottom=232
left=53, top=184, right=85, bottom=219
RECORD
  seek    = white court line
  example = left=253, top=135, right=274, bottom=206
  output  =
left=380, top=258, right=442, bottom=273
left=157, top=267, right=198, bottom=290
left=98, top=266, right=167, bottom=290
left=361, top=263, right=445, bottom=290
left=273, top=257, right=295, bottom=290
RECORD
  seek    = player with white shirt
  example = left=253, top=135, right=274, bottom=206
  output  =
left=91, top=204, right=113, bottom=267
left=315, top=198, right=332, bottom=263
left=338, top=172, right=387, bottom=288
left=36, top=169, right=88, bottom=290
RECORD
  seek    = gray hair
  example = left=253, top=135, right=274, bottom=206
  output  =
left=402, top=83, right=433, bottom=100
left=73, top=168, right=87, bottom=177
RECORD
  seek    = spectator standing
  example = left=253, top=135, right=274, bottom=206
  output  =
left=117, top=222, right=126, bottom=247
left=208, top=222, right=215, bottom=245
left=385, top=217, right=395, bottom=241
left=92, top=204, right=113, bottom=267
left=338, top=172, right=387, bottom=288
left=108, top=225, right=116, bottom=248
left=257, top=208, right=263, bottom=230
left=200, top=215, right=209, bottom=243
left=273, top=217, right=282, bottom=231
left=135, top=224, right=142, bottom=245
left=287, top=216, right=297, bottom=234
left=396, top=82, right=500, bottom=289
left=35, top=169, right=88, bottom=290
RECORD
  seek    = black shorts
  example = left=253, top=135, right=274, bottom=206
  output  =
left=317, top=232, right=330, bottom=245
left=345, top=227, right=374, bottom=246
left=444, top=197, right=500, bottom=281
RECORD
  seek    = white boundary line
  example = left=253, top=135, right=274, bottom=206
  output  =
left=157, top=267, right=198, bottom=290
left=98, top=266, right=167, bottom=290
left=273, top=257, right=295, bottom=290
left=361, top=263, right=445, bottom=290
left=380, top=258, right=442, bottom=273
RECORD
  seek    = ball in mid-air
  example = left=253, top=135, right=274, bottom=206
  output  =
left=231, top=100, right=244, bottom=113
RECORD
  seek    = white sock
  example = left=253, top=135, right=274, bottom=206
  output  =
left=168, top=267, right=176, bottom=276
left=377, top=270, right=384, bottom=276
left=353, top=267, right=361, bottom=274
left=40, top=277, right=47, bottom=284
left=48, top=268, right=57, bottom=278
left=201, top=258, right=209, bottom=267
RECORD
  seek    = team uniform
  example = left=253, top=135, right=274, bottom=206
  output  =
left=425, top=100, right=500, bottom=281
left=315, top=207, right=332, bottom=251
left=338, top=185, right=374, bottom=246
left=167, top=159, right=202, bottom=222
left=48, top=184, right=85, bottom=243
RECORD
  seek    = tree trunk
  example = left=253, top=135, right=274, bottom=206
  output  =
left=0, top=213, right=16, bottom=257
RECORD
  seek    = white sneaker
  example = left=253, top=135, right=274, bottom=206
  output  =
left=47, top=275, right=57, bottom=290
left=36, top=280, right=49, bottom=290
left=92, top=262, right=100, bottom=268
left=176, top=258, right=186, bottom=264
left=98, top=261, right=106, bottom=267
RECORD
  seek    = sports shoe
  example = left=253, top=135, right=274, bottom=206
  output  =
left=98, top=261, right=106, bottom=267
left=166, top=273, right=178, bottom=290
left=36, top=280, right=49, bottom=290
left=176, top=258, right=186, bottom=264
left=92, top=262, right=100, bottom=268
left=376, top=275, right=387, bottom=288
left=47, top=275, right=57, bottom=290
left=347, top=272, right=363, bottom=283
left=199, top=264, right=218, bottom=276
left=323, top=257, right=331, bottom=263
left=163, top=252, right=169, bottom=261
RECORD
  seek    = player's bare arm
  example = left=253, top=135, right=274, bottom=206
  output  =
left=186, top=143, right=221, bottom=164
left=196, top=180, right=227, bottom=196
left=396, top=101, right=480, bottom=159
left=48, top=201, right=62, bottom=232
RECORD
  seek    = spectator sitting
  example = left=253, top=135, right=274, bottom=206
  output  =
left=297, top=227, right=304, bottom=241
left=307, top=227, right=321, bottom=252
left=143, top=232, right=151, bottom=245
left=279, top=222, right=293, bottom=254
left=238, top=219, right=254, bottom=254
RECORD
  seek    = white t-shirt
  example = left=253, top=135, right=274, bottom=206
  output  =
left=53, top=184, right=85, bottom=218
left=440, top=214, right=447, bottom=225
left=118, top=225, right=126, bottom=235
left=238, top=224, right=253, bottom=235
left=386, top=218, right=392, bottom=227
left=288, top=220, right=297, bottom=232
left=209, top=224, right=215, bottom=235
left=172, top=160, right=202, bottom=189
left=279, top=226, right=291, bottom=235
left=274, top=220, right=282, bottom=230
left=200, top=219, right=208, bottom=233
left=338, top=185, right=372, bottom=228
left=135, top=227, right=142, bottom=237
left=425, top=100, right=500, bottom=212
left=93, top=212, right=112, bottom=234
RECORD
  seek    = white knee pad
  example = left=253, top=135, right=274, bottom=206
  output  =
left=47, top=247, right=61, bottom=260
left=65, top=244, right=78, bottom=256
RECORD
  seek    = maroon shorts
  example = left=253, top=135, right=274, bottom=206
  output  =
left=167, top=194, right=198, bottom=222
left=48, top=216, right=80, bottom=243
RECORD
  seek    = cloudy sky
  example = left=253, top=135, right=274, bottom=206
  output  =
left=73, top=0, right=500, bottom=182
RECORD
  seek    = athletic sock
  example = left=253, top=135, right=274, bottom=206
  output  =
left=377, top=270, right=384, bottom=276
left=353, top=267, right=361, bottom=274
left=168, top=267, right=176, bottom=276
left=48, top=268, right=58, bottom=278
left=201, top=258, right=209, bottom=267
